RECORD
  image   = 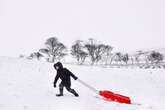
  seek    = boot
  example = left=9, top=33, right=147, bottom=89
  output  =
left=70, top=89, right=79, bottom=97
left=56, top=88, right=63, bottom=97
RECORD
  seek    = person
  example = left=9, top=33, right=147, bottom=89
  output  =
left=53, top=62, right=79, bottom=97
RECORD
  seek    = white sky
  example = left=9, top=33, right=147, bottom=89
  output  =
left=0, top=0, right=165, bottom=57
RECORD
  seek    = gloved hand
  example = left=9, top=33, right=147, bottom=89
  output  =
left=53, top=83, right=56, bottom=88
left=75, top=77, right=78, bottom=80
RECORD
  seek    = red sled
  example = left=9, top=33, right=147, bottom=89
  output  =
left=99, top=90, right=131, bottom=104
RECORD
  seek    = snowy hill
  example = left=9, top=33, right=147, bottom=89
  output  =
left=0, top=57, right=165, bottom=110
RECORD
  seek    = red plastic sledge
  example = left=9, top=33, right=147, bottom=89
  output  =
left=99, top=90, right=131, bottom=104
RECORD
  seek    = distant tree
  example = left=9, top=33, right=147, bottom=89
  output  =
left=133, top=50, right=149, bottom=64
left=84, top=38, right=97, bottom=65
left=111, top=52, right=123, bottom=64
left=122, top=53, right=129, bottom=64
left=95, top=44, right=111, bottom=63
left=110, top=52, right=129, bottom=65
left=78, top=51, right=88, bottom=64
left=95, top=44, right=104, bottom=62
left=147, top=51, right=164, bottom=64
left=40, top=37, right=67, bottom=62
left=28, top=52, right=43, bottom=60
left=71, top=40, right=88, bottom=64
left=101, top=45, right=113, bottom=65
left=85, top=38, right=112, bottom=65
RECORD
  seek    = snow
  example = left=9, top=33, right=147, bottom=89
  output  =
left=0, top=56, right=165, bottom=110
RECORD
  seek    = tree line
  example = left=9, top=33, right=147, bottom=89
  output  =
left=26, top=37, right=165, bottom=66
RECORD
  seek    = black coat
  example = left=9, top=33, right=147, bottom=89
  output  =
left=54, top=62, right=78, bottom=87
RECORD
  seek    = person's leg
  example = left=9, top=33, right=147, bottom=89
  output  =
left=65, top=86, right=79, bottom=97
left=56, top=83, right=64, bottom=96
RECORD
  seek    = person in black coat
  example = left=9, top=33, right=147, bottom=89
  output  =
left=53, top=62, right=79, bottom=97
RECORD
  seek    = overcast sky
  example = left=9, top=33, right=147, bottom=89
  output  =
left=0, top=0, right=165, bottom=57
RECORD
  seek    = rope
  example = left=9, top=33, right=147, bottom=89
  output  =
left=77, top=79, right=99, bottom=94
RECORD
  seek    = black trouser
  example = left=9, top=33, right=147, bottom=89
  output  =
left=59, top=83, right=78, bottom=95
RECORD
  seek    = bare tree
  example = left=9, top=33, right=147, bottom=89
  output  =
left=71, top=40, right=88, bottom=64
left=122, top=53, right=129, bottom=64
left=95, top=44, right=112, bottom=63
left=40, top=37, right=67, bottom=62
left=110, top=52, right=130, bottom=65
left=147, top=51, right=164, bottom=64
left=85, top=38, right=97, bottom=65
left=78, top=51, right=88, bottom=64
left=101, top=45, right=113, bottom=65
left=95, top=44, right=105, bottom=62
left=133, top=50, right=149, bottom=64
left=85, top=38, right=112, bottom=65
left=111, top=52, right=123, bottom=65
left=28, top=52, right=43, bottom=60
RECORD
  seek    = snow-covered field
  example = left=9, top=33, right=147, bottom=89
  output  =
left=0, top=57, right=165, bottom=110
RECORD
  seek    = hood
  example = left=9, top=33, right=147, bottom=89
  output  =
left=54, top=62, right=63, bottom=69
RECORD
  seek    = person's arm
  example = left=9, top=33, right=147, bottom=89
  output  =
left=65, top=68, right=78, bottom=80
left=54, top=73, right=60, bottom=86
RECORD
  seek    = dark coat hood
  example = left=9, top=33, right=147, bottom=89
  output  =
left=54, top=62, right=63, bottom=69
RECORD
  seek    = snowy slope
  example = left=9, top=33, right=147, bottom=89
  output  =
left=0, top=57, right=165, bottom=110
